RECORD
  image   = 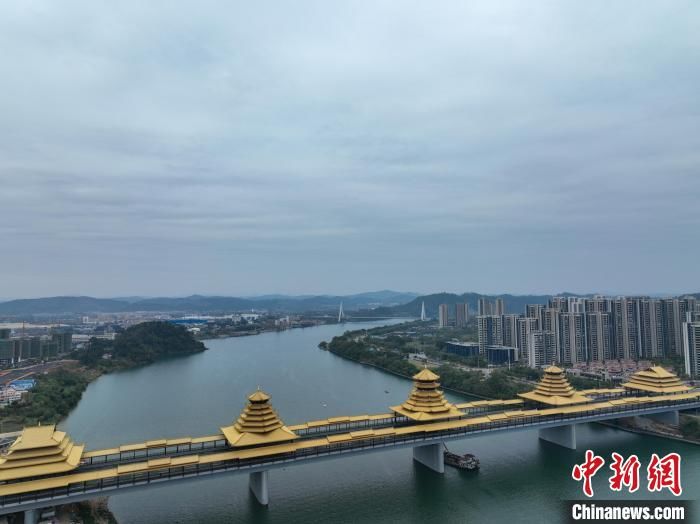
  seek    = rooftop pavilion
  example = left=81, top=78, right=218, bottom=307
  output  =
left=0, top=425, right=84, bottom=481
left=622, top=366, right=692, bottom=395
left=518, top=365, right=591, bottom=406
left=221, top=389, right=298, bottom=447
left=390, top=368, right=463, bottom=421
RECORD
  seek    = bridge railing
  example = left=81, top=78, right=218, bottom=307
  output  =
left=81, top=438, right=229, bottom=468
left=294, top=415, right=402, bottom=437
left=2, top=396, right=699, bottom=509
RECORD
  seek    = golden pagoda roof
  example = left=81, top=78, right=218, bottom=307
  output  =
left=0, top=425, right=84, bottom=481
left=247, top=390, right=271, bottom=402
left=390, top=368, right=463, bottom=421
left=518, top=366, right=591, bottom=406
left=412, top=368, right=440, bottom=381
left=622, top=366, right=692, bottom=395
left=221, top=389, right=297, bottom=447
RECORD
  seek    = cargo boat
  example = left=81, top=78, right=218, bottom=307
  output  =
left=444, top=449, right=480, bottom=471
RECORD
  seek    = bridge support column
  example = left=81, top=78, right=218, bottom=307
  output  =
left=413, top=443, right=444, bottom=473
left=249, top=470, right=269, bottom=505
left=539, top=424, right=576, bottom=450
left=23, top=508, right=38, bottom=524
left=646, top=411, right=679, bottom=426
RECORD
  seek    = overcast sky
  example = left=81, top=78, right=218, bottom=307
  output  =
left=1, top=1, right=699, bottom=298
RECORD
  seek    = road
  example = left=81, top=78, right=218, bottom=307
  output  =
left=0, top=360, right=74, bottom=386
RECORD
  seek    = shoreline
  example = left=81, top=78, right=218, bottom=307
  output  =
left=322, top=339, right=700, bottom=442
left=323, top=348, right=494, bottom=401
left=197, top=318, right=408, bottom=342
left=596, top=420, right=700, bottom=446
left=1, top=328, right=208, bottom=432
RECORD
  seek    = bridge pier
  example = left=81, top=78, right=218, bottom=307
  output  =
left=539, top=424, right=576, bottom=450
left=413, top=442, right=444, bottom=473
left=645, top=410, right=679, bottom=426
left=249, top=470, right=270, bottom=505
left=23, top=508, right=38, bottom=524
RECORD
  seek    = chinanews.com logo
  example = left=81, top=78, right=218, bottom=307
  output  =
left=566, top=450, right=690, bottom=523
left=571, top=450, right=682, bottom=497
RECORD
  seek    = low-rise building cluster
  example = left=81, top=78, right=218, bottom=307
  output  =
left=0, top=379, right=36, bottom=407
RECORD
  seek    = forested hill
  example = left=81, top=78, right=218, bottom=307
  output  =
left=78, top=321, right=207, bottom=367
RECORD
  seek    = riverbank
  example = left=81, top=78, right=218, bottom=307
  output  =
left=198, top=322, right=329, bottom=341
left=193, top=317, right=347, bottom=341
left=323, top=329, right=532, bottom=399
left=320, top=348, right=494, bottom=400
left=597, top=417, right=700, bottom=446
left=0, top=322, right=205, bottom=430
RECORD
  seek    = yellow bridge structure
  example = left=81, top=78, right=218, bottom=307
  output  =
left=1, top=365, right=699, bottom=522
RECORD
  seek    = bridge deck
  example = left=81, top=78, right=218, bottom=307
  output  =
left=0, top=390, right=698, bottom=510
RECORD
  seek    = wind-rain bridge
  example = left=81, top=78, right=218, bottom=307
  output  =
left=1, top=365, right=699, bottom=522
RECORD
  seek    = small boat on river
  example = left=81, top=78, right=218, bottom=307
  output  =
left=443, top=445, right=480, bottom=471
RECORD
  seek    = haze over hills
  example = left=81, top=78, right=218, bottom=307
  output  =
left=360, top=292, right=555, bottom=318
left=0, top=291, right=697, bottom=317
left=0, top=291, right=419, bottom=316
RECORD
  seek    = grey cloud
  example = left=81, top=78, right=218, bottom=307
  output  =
left=1, top=0, right=699, bottom=297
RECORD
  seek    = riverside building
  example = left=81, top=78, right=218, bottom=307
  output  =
left=477, top=295, right=699, bottom=369
left=438, top=304, right=449, bottom=328
left=455, top=303, right=468, bottom=328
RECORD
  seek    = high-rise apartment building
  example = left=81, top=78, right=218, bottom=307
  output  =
left=612, top=297, right=641, bottom=360
left=559, top=312, right=586, bottom=364
left=477, top=315, right=503, bottom=355
left=528, top=330, right=557, bottom=368
left=517, top=317, right=539, bottom=365
left=438, top=304, right=449, bottom=328
left=494, top=298, right=505, bottom=316
left=502, top=314, right=519, bottom=350
left=478, top=298, right=491, bottom=316
left=541, top=308, right=560, bottom=358
left=51, top=329, right=73, bottom=354
left=526, top=304, right=544, bottom=321
left=476, top=294, right=696, bottom=369
left=549, top=297, right=568, bottom=312
left=585, top=296, right=611, bottom=313
left=568, top=297, right=585, bottom=313
left=586, top=312, right=612, bottom=362
left=662, top=298, right=696, bottom=357
left=639, top=298, right=663, bottom=359
left=683, top=315, right=700, bottom=379
left=455, top=303, right=469, bottom=328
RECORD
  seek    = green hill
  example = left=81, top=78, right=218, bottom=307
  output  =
left=78, top=321, right=207, bottom=367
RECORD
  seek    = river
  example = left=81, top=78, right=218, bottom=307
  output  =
left=61, top=320, right=699, bottom=523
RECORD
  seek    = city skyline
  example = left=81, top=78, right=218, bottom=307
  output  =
left=2, top=1, right=699, bottom=297
left=472, top=295, right=700, bottom=378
